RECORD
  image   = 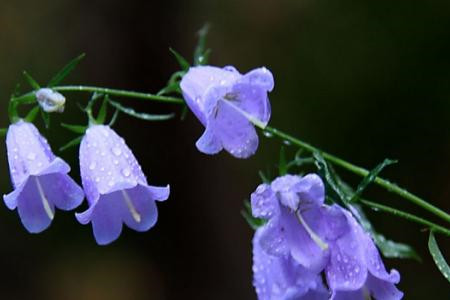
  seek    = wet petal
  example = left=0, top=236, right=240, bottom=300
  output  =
left=38, top=173, right=84, bottom=210
left=250, top=183, right=279, bottom=220
left=120, top=185, right=158, bottom=232
left=17, top=178, right=54, bottom=233
left=212, top=99, right=259, bottom=158
left=364, top=233, right=400, bottom=284
left=331, top=290, right=366, bottom=300
left=366, top=273, right=403, bottom=300
left=90, top=193, right=123, bottom=245
left=195, top=126, right=223, bottom=155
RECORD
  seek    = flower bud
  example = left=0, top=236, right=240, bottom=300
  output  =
left=35, top=88, right=66, bottom=113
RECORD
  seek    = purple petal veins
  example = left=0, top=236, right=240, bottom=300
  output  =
left=3, top=120, right=84, bottom=233
left=180, top=65, right=274, bottom=158
left=76, top=125, right=169, bottom=245
left=250, top=173, right=403, bottom=299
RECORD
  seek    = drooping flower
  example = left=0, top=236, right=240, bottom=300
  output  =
left=3, top=120, right=84, bottom=233
left=35, top=88, right=66, bottom=113
left=180, top=65, right=273, bottom=158
left=250, top=174, right=403, bottom=300
left=75, top=125, right=169, bottom=245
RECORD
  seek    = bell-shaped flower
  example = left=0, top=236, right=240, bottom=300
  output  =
left=180, top=65, right=273, bottom=158
left=326, top=208, right=403, bottom=300
left=252, top=228, right=329, bottom=300
left=75, top=125, right=169, bottom=245
left=3, top=120, right=84, bottom=233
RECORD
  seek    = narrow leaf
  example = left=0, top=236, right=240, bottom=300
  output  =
left=169, top=48, right=190, bottom=70
left=60, top=135, right=83, bottom=152
left=180, top=105, right=189, bottom=121
left=429, top=231, right=450, bottom=283
left=23, top=71, right=40, bottom=89
left=96, top=96, right=109, bottom=124
left=194, top=23, right=211, bottom=65
left=313, top=152, right=349, bottom=203
left=109, top=109, right=120, bottom=127
left=278, top=146, right=287, bottom=176
left=109, top=100, right=175, bottom=121
left=61, top=123, right=87, bottom=134
left=48, top=53, right=86, bottom=87
left=41, top=110, right=50, bottom=129
left=0, top=128, right=7, bottom=137
left=350, top=159, right=397, bottom=202
left=24, top=106, right=40, bottom=122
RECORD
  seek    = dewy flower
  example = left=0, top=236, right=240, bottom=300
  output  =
left=180, top=65, right=273, bottom=159
left=250, top=174, right=403, bottom=300
left=3, top=120, right=84, bottom=233
left=75, top=125, right=169, bottom=245
left=35, top=88, right=66, bottom=113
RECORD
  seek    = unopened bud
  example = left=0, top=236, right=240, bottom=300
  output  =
left=35, top=88, right=66, bottom=113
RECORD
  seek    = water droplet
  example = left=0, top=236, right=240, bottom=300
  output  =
left=27, top=152, right=36, bottom=161
left=108, top=180, right=114, bottom=187
left=122, top=168, right=131, bottom=177
left=283, top=140, right=291, bottom=146
left=113, top=159, right=119, bottom=165
left=89, top=162, right=96, bottom=170
left=263, top=130, right=273, bottom=138
left=95, top=177, right=100, bottom=183
left=13, top=148, right=18, bottom=152
left=100, top=167, right=105, bottom=172
left=112, top=147, right=122, bottom=156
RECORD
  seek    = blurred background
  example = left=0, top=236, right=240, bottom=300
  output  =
left=1, top=0, right=450, bottom=299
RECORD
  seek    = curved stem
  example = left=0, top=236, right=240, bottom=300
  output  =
left=53, top=85, right=184, bottom=104
left=262, top=126, right=450, bottom=224
left=360, top=199, right=450, bottom=237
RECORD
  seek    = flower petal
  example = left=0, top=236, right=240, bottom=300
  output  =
left=212, top=99, right=259, bottom=158
left=294, top=174, right=325, bottom=208
left=331, top=290, right=366, bottom=300
left=366, top=273, right=403, bottom=300
left=120, top=185, right=158, bottom=232
left=90, top=193, right=124, bottom=245
left=17, top=178, right=54, bottom=233
left=147, top=185, right=170, bottom=202
left=251, top=183, right=278, bottom=220
left=180, top=66, right=240, bottom=125
left=38, top=173, right=84, bottom=210
left=364, top=234, right=401, bottom=284
left=195, top=126, right=223, bottom=155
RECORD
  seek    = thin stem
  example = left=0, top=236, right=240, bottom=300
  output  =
left=360, top=199, right=450, bottom=237
left=263, top=126, right=450, bottom=224
left=52, top=85, right=184, bottom=104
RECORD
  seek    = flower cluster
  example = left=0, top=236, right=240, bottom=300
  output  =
left=3, top=121, right=169, bottom=245
left=251, top=174, right=403, bottom=299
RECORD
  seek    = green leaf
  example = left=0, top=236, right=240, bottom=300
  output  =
left=59, top=135, right=83, bottom=152
left=350, top=203, right=420, bottom=261
left=109, top=109, right=120, bottom=127
left=278, top=146, right=287, bottom=176
left=258, top=170, right=270, bottom=183
left=108, top=100, right=175, bottom=121
left=350, top=159, right=397, bottom=202
left=429, top=231, right=450, bottom=283
left=96, top=96, right=109, bottom=124
left=241, top=200, right=267, bottom=230
left=22, top=71, right=40, bottom=90
left=169, top=48, right=190, bottom=70
left=0, top=128, right=7, bottom=137
left=61, top=123, right=87, bottom=134
left=24, top=106, right=40, bottom=122
left=41, top=110, right=50, bottom=129
left=313, top=152, right=349, bottom=203
left=194, top=23, right=211, bottom=65
left=179, top=105, right=189, bottom=121
left=48, top=53, right=85, bottom=87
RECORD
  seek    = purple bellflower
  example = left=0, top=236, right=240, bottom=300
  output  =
left=75, top=125, right=169, bottom=245
left=3, top=120, right=84, bottom=233
left=180, top=65, right=273, bottom=158
left=250, top=174, right=403, bottom=300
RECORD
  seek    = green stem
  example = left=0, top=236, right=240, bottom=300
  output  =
left=263, top=126, right=450, bottom=224
left=360, top=199, right=450, bottom=237
left=52, top=85, right=184, bottom=104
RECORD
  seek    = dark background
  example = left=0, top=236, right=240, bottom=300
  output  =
left=1, top=0, right=450, bottom=299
